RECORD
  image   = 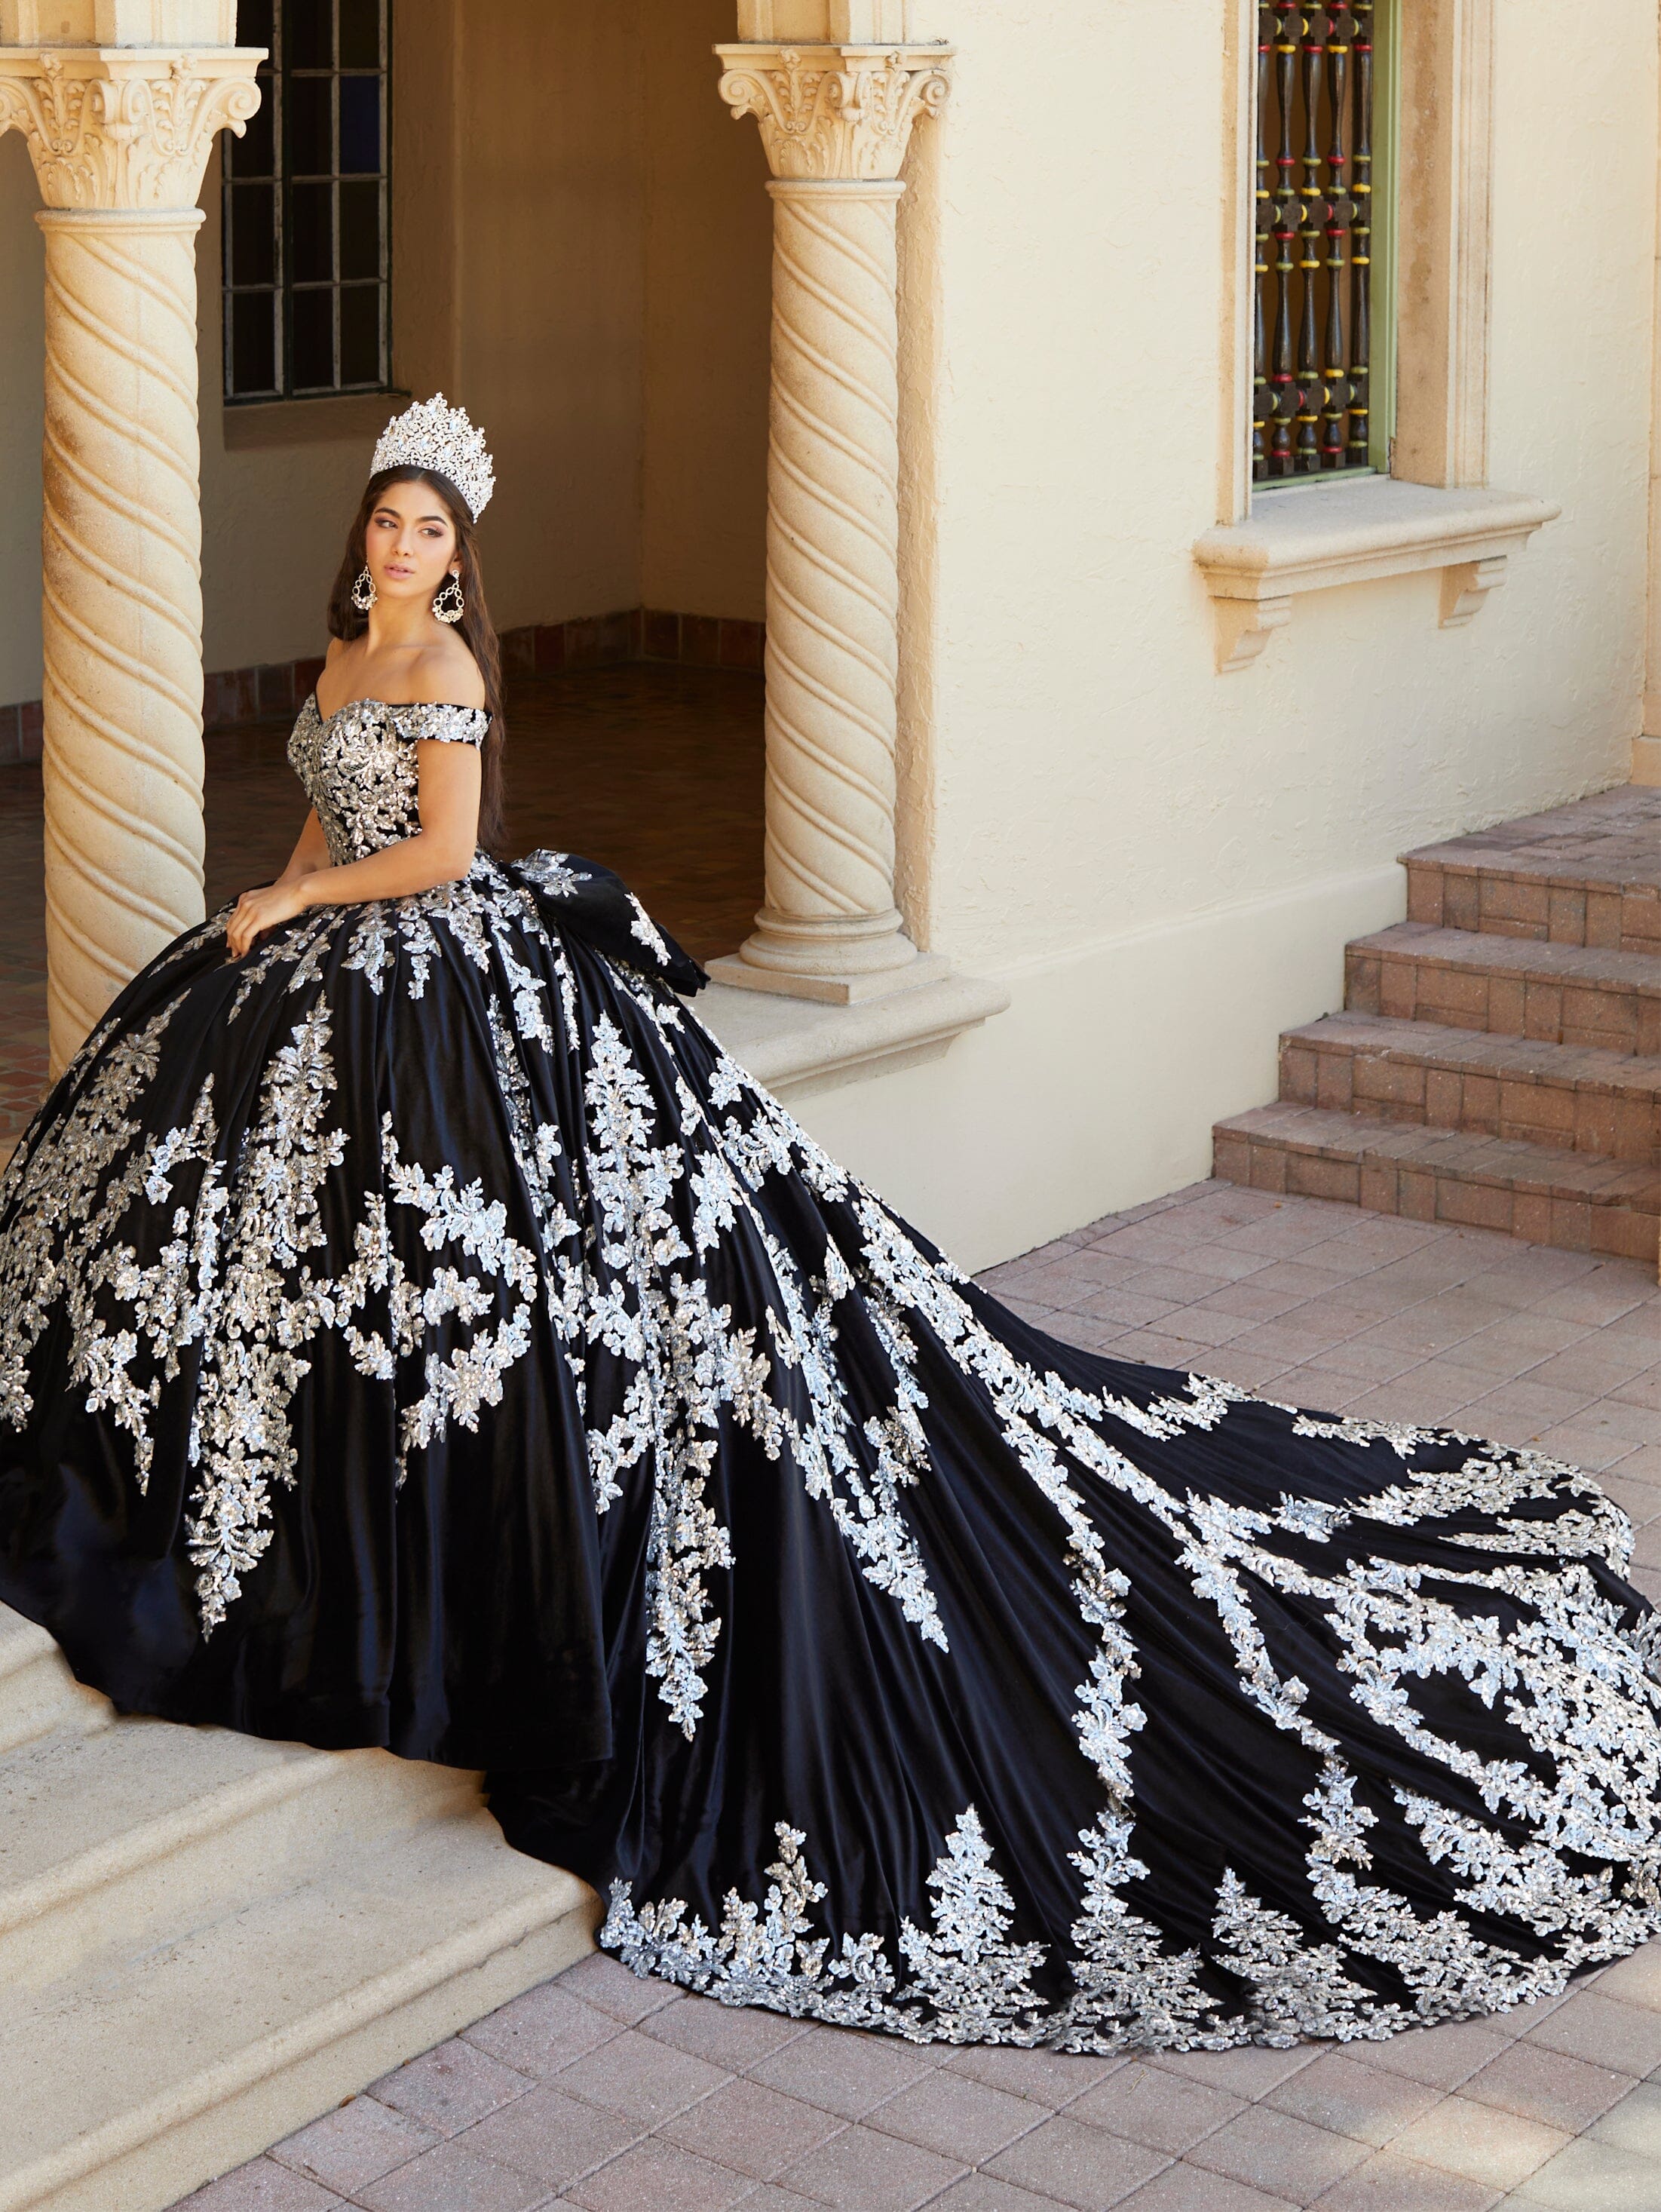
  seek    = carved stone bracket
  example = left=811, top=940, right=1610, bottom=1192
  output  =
left=1439, top=554, right=1508, bottom=629
left=0, top=45, right=261, bottom=210
left=1194, top=480, right=1559, bottom=674
left=1212, top=595, right=1294, bottom=676
left=716, top=41, right=950, bottom=182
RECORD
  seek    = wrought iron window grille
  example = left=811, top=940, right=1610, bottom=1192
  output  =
left=1252, top=2, right=1397, bottom=489
left=222, top=0, right=391, bottom=403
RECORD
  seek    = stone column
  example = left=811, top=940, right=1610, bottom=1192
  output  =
left=709, top=36, right=952, bottom=1004
left=0, top=26, right=260, bottom=1072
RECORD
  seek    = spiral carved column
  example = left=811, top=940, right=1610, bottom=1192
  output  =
left=712, top=41, right=952, bottom=1004
left=38, top=209, right=210, bottom=1067
left=0, top=45, right=261, bottom=1072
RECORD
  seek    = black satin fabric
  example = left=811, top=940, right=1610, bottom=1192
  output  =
left=0, top=854, right=703, bottom=1769
left=2, top=844, right=1660, bottom=2052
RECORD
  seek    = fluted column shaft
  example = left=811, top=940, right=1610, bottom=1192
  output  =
left=713, top=41, right=952, bottom=1005
left=0, top=44, right=261, bottom=1072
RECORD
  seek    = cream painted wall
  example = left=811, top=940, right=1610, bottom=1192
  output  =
left=0, top=131, right=42, bottom=707
left=639, top=0, right=771, bottom=621
left=775, top=0, right=1661, bottom=1269
left=902, top=0, right=1655, bottom=979
left=453, top=0, right=645, bottom=634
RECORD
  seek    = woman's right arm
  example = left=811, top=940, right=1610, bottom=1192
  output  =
left=275, top=808, right=331, bottom=886
left=275, top=644, right=345, bottom=885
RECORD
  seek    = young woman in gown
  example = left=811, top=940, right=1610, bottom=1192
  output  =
left=2, top=395, right=1659, bottom=2057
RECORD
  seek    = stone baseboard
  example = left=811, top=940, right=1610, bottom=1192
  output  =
left=503, top=607, right=765, bottom=680
left=0, top=609, right=765, bottom=758
left=0, top=699, right=41, bottom=767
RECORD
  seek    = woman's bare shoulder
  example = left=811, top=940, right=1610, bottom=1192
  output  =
left=405, top=638, right=487, bottom=711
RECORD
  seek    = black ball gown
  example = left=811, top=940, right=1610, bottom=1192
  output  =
left=2, top=689, right=1659, bottom=2056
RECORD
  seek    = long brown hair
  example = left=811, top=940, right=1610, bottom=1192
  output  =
left=327, top=466, right=507, bottom=854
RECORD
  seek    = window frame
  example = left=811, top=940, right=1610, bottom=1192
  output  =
left=1198, top=0, right=1552, bottom=673
left=1366, top=0, right=1401, bottom=480
left=1250, top=0, right=1401, bottom=498
left=221, top=0, right=394, bottom=407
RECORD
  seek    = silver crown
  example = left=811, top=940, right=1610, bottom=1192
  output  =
left=370, top=393, right=495, bottom=521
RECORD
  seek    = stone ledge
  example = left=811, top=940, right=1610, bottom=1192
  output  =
left=1193, top=479, right=1561, bottom=672
left=694, top=966, right=1010, bottom=1103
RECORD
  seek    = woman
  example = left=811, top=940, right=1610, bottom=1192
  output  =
left=1, top=395, right=1657, bottom=2054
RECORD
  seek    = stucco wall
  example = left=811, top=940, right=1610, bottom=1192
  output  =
left=201, top=0, right=770, bottom=669
left=898, top=0, right=1653, bottom=979
left=640, top=0, right=771, bottom=621
left=453, top=0, right=646, bottom=635
left=782, top=0, right=1661, bottom=1269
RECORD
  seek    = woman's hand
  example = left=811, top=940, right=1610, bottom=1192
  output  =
left=225, top=878, right=311, bottom=959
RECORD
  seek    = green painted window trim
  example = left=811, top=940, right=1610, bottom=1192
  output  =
left=1370, top=0, right=1402, bottom=473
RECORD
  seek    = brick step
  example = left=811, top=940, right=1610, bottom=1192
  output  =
left=1400, top=786, right=1661, bottom=953
left=1212, top=1103, right=1660, bottom=1262
left=1345, top=924, right=1661, bottom=1055
left=1279, top=1013, right=1661, bottom=1164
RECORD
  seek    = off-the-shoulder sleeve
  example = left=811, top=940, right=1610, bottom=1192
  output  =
left=394, top=702, right=491, bottom=747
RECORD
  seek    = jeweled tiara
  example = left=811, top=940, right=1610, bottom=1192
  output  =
left=370, top=393, right=495, bottom=522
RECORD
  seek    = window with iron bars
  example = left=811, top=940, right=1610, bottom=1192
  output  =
left=1253, top=2, right=1397, bottom=486
left=222, top=0, right=391, bottom=403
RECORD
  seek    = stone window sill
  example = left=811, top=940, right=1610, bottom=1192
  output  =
left=221, top=391, right=408, bottom=452
left=694, top=967, right=1009, bottom=1103
left=1193, top=478, right=1561, bottom=673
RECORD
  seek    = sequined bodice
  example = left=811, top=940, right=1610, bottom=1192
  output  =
left=287, top=693, right=491, bottom=865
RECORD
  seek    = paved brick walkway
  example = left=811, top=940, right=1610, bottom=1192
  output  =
left=180, top=1179, right=1661, bottom=2212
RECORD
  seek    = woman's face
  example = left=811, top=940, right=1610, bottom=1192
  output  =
left=364, top=480, right=459, bottom=609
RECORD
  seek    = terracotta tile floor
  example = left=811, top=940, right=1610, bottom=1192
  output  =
left=179, top=1180, right=1661, bottom=2212
left=0, top=664, right=765, bottom=1143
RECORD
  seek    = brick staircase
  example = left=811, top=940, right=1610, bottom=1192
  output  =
left=1213, top=785, right=1661, bottom=1267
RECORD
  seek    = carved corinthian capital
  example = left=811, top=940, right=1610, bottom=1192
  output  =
left=716, top=42, right=951, bottom=181
left=0, top=46, right=261, bottom=210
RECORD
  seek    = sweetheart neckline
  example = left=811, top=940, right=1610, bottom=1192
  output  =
left=305, top=690, right=490, bottom=727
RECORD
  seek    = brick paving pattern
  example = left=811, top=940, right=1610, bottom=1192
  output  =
left=0, top=664, right=764, bottom=1149
left=176, top=1178, right=1661, bottom=2211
